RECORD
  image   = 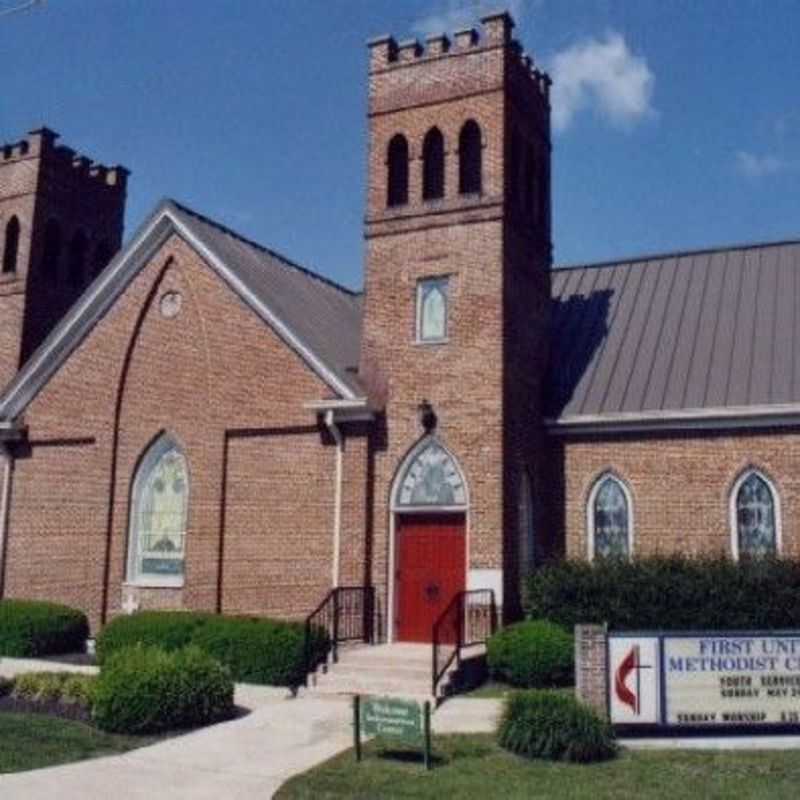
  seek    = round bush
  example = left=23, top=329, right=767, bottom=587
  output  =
left=498, top=690, right=616, bottom=763
left=487, top=620, right=573, bottom=688
left=0, top=599, right=89, bottom=657
left=96, top=611, right=211, bottom=665
left=92, top=645, right=234, bottom=734
left=190, top=616, right=327, bottom=687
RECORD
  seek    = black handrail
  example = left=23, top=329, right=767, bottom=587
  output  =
left=432, top=588, right=497, bottom=698
left=303, top=585, right=375, bottom=686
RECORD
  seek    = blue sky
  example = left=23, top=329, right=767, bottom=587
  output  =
left=1, top=0, right=798, bottom=288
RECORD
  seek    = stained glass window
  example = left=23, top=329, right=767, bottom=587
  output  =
left=736, top=472, right=777, bottom=558
left=592, top=476, right=630, bottom=559
left=128, top=436, right=188, bottom=584
left=417, top=278, right=448, bottom=342
left=396, top=438, right=466, bottom=507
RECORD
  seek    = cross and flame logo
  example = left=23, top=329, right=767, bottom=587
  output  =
left=614, top=644, right=652, bottom=715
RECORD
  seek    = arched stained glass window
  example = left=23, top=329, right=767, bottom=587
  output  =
left=395, top=437, right=467, bottom=508
left=590, top=475, right=631, bottom=559
left=417, top=277, right=448, bottom=341
left=734, top=471, right=778, bottom=558
left=128, top=435, right=189, bottom=585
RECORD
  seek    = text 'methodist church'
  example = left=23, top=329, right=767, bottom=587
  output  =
left=0, top=11, right=796, bottom=638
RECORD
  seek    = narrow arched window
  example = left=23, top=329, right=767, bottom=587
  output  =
left=733, top=470, right=779, bottom=559
left=42, top=219, right=61, bottom=277
left=127, top=435, right=189, bottom=585
left=387, top=134, right=409, bottom=207
left=2, top=215, right=20, bottom=274
left=68, top=231, right=87, bottom=288
left=459, top=120, right=482, bottom=194
left=422, top=127, right=445, bottom=200
left=589, top=474, right=631, bottom=559
left=518, top=470, right=535, bottom=576
left=93, top=241, right=111, bottom=277
left=416, top=277, right=449, bottom=342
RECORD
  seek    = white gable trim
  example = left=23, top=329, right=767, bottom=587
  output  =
left=0, top=203, right=357, bottom=420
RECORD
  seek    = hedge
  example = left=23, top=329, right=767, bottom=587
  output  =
left=97, top=611, right=328, bottom=687
left=487, top=620, right=573, bottom=688
left=0, top=599, right=89, bottom=657
left=498, top=690, right=616, bottom=763
left=92, top=645, right=234, bottom=734
left=11, top=671, right=96, bottom=707
left=527, top=555, right=800, bottom=631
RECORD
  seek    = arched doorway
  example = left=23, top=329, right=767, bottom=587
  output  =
left=390, top=436, right=468, bottom=642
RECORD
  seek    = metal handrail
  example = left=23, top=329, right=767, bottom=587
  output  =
left=303, top=585, right=375, bottom=686
left=432, top=588, right=497, bottom=698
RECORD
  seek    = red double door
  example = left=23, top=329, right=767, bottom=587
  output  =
left=395, top=513, right=466, bottom=642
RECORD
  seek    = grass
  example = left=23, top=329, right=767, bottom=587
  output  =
left=275, top=733, right=800, bottom=800
left=464, top=681, right=573, bottom=700
left=0, top=713, right=156, bottom=775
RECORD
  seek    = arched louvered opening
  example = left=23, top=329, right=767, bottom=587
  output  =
left=458, top=120, right=482, bottom=195
left=67, top=230, right=88, bottom=288
left=387, top=134, right=409, bottom=207
left=422, top=127, right=445, bottom=201
left=2, top=215, right=20, bottom=274
left=42, top=219, right=62, bottom=278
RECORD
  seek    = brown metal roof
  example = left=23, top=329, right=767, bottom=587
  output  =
left=546, top=240, right=800, bottom=419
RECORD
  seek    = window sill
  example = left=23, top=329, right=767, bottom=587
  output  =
left=123, top=580, right=185, bottom=590
left=413, top=337, right=449, bottom=347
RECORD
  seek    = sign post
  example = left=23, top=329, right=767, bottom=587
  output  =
left=354, top=695, right=432, bottom=769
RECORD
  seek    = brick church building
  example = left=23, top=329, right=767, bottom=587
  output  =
left=0, top=12, right=797, bottom=638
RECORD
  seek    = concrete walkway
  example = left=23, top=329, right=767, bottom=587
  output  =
left=0, top=656, right=503, bottom=799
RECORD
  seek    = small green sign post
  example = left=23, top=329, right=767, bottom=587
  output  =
left=354, top=695, right=432, bottom=769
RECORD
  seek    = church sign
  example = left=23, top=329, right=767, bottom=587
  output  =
left=609, top=632, right=800, bottom=729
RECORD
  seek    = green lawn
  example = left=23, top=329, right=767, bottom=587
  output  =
left=275, top=734, right=800, bottom=800
left=0, top=713, right=156, bottom=775
left=463, top=681, right=573, bottom=700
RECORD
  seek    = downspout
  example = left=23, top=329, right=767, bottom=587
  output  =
left=324, top=410, right=344, bottom=589
left=0, top=444, right=13, bottom=599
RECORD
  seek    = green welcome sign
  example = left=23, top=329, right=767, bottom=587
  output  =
left=353, top=695, right=432, bottom=769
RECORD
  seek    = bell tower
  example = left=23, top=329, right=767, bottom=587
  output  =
left=0, top=127, right=128, bottom=389
left=359, top=11, right=553, bottom=624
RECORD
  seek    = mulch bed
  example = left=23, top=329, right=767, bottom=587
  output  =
left=0, top=695, right=92, bottom=723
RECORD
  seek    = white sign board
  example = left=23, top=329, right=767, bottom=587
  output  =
left=608, top=632, right=800, bottom=728
left=663, top=634, right=800, bottom=726
left=609, top=635, right=660, bottom=724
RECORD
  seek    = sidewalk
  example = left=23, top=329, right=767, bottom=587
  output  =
left=0, top=656, right=503, bottom=799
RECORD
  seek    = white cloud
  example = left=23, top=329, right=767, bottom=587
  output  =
left=549, top=31, right=655, bottom=132
left=735, top=150, right=796, bottom=178
left=412, top=0, right=527, bottom=38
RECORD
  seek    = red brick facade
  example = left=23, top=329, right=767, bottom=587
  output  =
left=0, top=12, right=789, bottom=642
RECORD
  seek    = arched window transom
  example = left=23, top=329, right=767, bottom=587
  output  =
left=734, top=471, right=778, bottom=558
left=396, top=438, right=466, bottom=508
left=589, top=475, right=631, bottom=559
left=128, top=435, right=188, bottom=585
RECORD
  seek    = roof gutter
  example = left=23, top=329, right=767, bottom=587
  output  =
left=546, top=403, right=800, bottom=437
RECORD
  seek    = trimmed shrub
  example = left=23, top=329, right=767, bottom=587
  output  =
left=527, top=555, right=800, bottom=631
left=96, top=611, right=211, bottom=664
left=487, top=620, right=573, bottom=688
left=92, top=645, right=234, bottom=734
left=0, top=599, right=89, bottom=657
left=11, top=671, right=96, bottom=707
left=97, top=611, right=328, bottom=687
left=190, top=616, right=327, bottom=687
left=498, top=690, right=616, bottom=763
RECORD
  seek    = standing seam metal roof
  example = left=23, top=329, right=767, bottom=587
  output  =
left=546, top=240, right=800, bottom=419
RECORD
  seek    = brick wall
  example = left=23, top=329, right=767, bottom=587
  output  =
left=2, top=234, right=364, bottom=630
left=551, top=428, right=800, bottom=560
left=574, top=623, right=608, bottom=717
